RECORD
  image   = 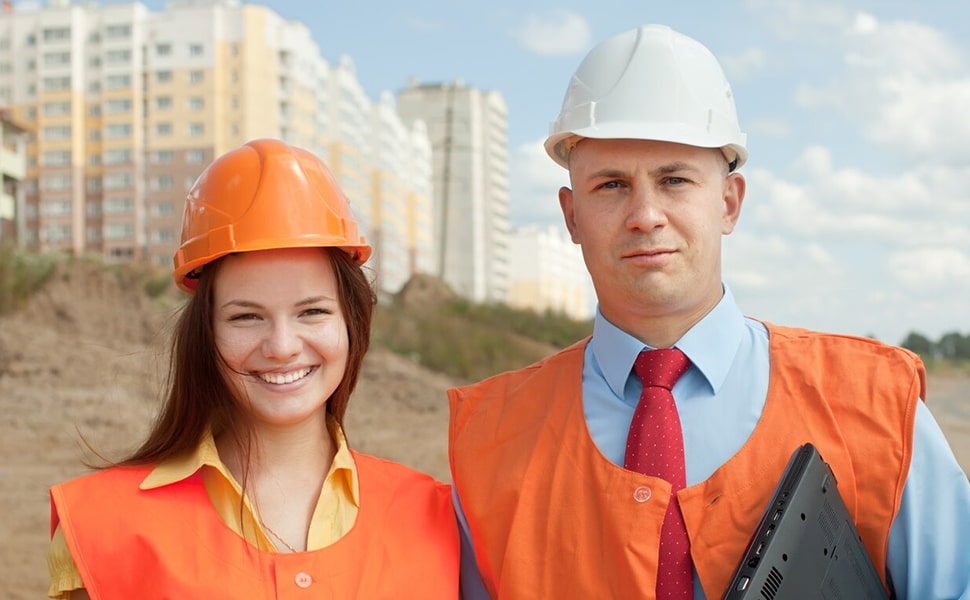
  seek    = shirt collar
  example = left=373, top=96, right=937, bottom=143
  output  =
left=589, top=283, right=745, bottom=397
left=140, top=416, right=360, bottom=507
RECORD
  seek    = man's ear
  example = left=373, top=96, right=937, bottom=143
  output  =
left=559, top=186, right=580, bottom=243
left=721, top=173, right=746, bottom=234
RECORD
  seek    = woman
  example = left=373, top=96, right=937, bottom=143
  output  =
left=47, top=139, right=460, bottom=598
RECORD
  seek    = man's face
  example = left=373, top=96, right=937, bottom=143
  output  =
left=559, top=138, right=745, bottom=339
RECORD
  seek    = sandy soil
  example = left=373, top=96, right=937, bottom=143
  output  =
left=1, top=260, right=967, bottom=598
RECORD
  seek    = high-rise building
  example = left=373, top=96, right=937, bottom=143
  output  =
left=0, top=0, right=432, bottom=293
left=397, top=79, right=510, bottom=304
left=507, top=224, right=591, bottom=320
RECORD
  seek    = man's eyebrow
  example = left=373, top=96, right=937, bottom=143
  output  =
left=652, top=161, right=702, bottom=175
left=586, top=162, right=703, bottom=179
left=587, top=168, right=630, bottom=179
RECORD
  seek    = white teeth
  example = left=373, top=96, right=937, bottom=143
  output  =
left=258, top=367, right=312, bottom=385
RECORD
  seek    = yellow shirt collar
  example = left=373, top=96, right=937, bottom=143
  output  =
left=139, top=415, right=360, bottom=507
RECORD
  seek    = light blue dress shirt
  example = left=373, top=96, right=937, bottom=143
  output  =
left=457, top=285, right=970, bottom=599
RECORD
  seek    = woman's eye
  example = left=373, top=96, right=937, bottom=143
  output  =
left=301, top=307, right=331, bottom=317
left=228, top=313, right=259, bottom=322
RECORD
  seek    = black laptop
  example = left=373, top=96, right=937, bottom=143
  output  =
left=722, top=443, right=890, bottom=599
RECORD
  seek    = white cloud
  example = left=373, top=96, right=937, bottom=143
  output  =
left=742, top=0, right=851, bottom=42
left=746, top=118, right=793, bottom=138
left=721, top=48, right=768, bottom=81
left=508, top=139, right=570, bottom=226
left=512, top=11, right=591, bottom=57
left=776, top=4, right=970, bottom=168
left=889, top=248, right=970, bottom=289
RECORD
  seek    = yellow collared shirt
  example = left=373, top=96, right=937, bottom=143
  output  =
left=48, top=417, right=359, bottom=599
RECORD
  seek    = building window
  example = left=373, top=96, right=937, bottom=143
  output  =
left=43, top=76, right=71, bottom=91
left=104, top=123, right=132, bottom=139
left=188, top=70, right=203, bottom=83
left=42, top=150, right=71, bottom=166
left=155, top=122, right=172, bottom=136
left=151, top=174, right=174, bottom=191
left=41, top=199, right=72, bottom=215
left=156, top=70, right=173, bottom=83
left=104, top=172, right=133, bottom=190
left=43, top=51, right=71, bottom=67
left=189, top=43, right=204, bottom=57
left=42, top=27, right=71, bottom=42
left=43, top=101, right=71, bottom=116
left=188, top=123, right=203, bottom=137
left=105, top=223, right=134, bottom=240
left=152, top=201, right=174, bottom=217
left=42, top=125, right=71, bottom=140
left=151, top=150, right=174, bottom=164
left=156, top=43, right=172, bottom=57
left=188, top=97, right=203, bottom=110
left=185, top=149, right=205, bottom=164
left=105, top=49, right=131, bottom=65
left=104, top=196, right=134, bottom=214
left=103, top=148, right=132, bottom=165
left=104, top=24, right=131, bottom=39
left=104, top=98, right=132, bottom=114
left=41, top=175, right=72, bottom=192
left=154, top=96, right=172, bottom=110
left=105, top=74, right=131, bottom=89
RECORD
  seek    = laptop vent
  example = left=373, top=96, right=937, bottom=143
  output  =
left=818, top=500, right=839, bottom=544
left=759, top=566, right=783, bottom=599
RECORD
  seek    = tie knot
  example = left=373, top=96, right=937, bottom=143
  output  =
left=633, top=348, right=690, bottom=391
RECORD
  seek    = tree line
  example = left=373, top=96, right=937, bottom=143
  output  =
left=901, top=330, right=970, bottom=361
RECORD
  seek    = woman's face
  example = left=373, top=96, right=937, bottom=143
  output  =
left=212, top=247, right=348, bottom=428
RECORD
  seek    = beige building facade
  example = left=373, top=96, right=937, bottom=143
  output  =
left=0, top=0, right=432, bottom=293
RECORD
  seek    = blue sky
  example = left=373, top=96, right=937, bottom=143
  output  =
left=127, top=0, right=970, bottom=344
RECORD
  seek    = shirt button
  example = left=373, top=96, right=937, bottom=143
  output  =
left=295, top=572, right=313, bottom=588
left=633, top=486, right=652, bottom=503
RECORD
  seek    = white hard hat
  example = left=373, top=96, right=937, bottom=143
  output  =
left=545, top=24, right=748, bottom=171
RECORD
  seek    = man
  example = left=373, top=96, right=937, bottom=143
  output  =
left=449, top=24, right=970, bottom=599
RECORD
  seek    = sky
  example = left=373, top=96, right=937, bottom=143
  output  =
left=123, top=0, right=969, bottom=345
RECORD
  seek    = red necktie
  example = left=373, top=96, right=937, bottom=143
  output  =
left=625, top=348, right=693, bottom=599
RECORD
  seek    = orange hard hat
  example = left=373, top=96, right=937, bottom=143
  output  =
left=172, top=138, right=372, bottom=293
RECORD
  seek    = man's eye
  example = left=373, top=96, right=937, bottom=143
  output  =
left=666, top=177, right=688, bottom=185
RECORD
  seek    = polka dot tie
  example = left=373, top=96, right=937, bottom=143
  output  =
left=625, top=348, right=693, bottom=599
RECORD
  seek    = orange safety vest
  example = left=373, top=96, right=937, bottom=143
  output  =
left=50, top=451, right=459, bottom=599
left=449, top=323, right=925, bottom=599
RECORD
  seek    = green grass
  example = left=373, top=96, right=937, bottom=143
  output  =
left=0, top=244, right=57, bottom=315
left=373, top=297, right=593, bottom=383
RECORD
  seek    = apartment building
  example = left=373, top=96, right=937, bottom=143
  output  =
left=0, top=0, right=432, bottom=293
left=0, top=108, right=27, bottom=242
left=507, top=224, right=591, bottom=320
left=397, top=79, right=510, bottom=304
